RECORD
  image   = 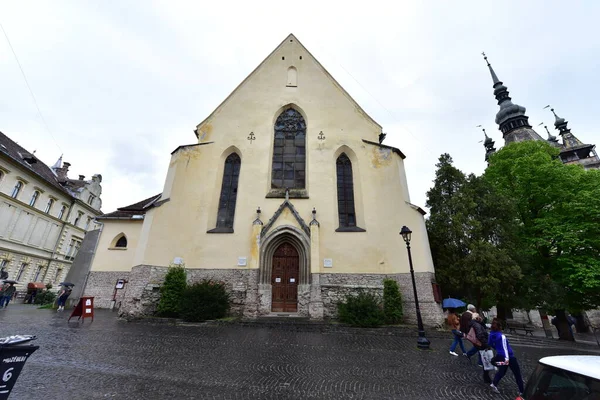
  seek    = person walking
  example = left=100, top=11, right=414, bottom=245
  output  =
left=2, top=283, right=16, bottom=308
left=56, top=285, right=73, bottom=311
left=488, top=318, right=525, bottom=396
left=460, top=304, right=476, bottom=335
left=465, top=313, right=492, bottom=383
left=448, top=311, right=467, bottom=356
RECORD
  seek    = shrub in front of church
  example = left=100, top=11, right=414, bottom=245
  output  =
left=337, top=291, right=385, bottom=327
left=180, top=280, right=231, bottom=322
left=383, top=278, right=403, bottom=324
left=156, top=265, right=187, bottom=318
left=34, top=290, right=57, bottom=305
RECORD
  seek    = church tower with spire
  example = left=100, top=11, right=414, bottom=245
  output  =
left=481, top=53, right=599, bottom=170
left=483, top=53, right=544, bottom=144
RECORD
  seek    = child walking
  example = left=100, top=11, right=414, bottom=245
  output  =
left=488, top=318, right=525, bottom=396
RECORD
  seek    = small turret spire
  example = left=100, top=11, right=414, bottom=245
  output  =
left=478, top=125, right=496, bottom=162
left=51, top=154, right=63, bottom=170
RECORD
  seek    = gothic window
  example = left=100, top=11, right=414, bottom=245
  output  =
left=115, top=235, right=127, bottom=248
left=272, top=108, right=306, bottom=189
left=336, top=153, right=356, bottom=228
left=215, top=153, right=241, bottom=230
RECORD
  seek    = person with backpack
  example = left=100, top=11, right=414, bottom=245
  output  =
left=56, top=285, right=73, bottom=311
left=488, top=318, right=525, bottom=396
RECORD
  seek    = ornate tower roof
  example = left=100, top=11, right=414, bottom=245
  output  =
left=549, top=108, right=600, bottom=169
left=481, top=128, right=496, bottom=162
left=483, top=53, right=544, bottom=144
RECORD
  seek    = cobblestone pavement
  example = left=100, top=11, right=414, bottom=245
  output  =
left=1, top=305, right=599, bottom=400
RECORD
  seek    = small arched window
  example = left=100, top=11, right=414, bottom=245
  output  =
left=336, top=153, right=356, bottom=228
left=44, top=198, right=54, bottom=213
left=115, top=235, right=127, bottom=248
left=212, top=153, right=241, bottom=231
left=11, top=181, right=23, bottom=199
left=29, top=191, right=40, bottom=207
left=272, top=108, right=306, bottom=189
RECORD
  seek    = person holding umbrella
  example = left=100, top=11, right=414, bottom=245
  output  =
left=443, top=298, right=467, bottom=357
left=56, top=283, right=74, bottom=311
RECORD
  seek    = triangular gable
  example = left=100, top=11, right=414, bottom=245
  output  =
left=261, top=199, right=310, bottom=238
left=195, top=33, right=381, bottom=136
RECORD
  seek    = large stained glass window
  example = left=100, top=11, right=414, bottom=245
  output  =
left=272, top=108, right=306, bottom=189
left=336, top=153, right=356, bottom=227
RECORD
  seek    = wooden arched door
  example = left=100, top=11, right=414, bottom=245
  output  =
left=271, top=243, right=299, bottom=312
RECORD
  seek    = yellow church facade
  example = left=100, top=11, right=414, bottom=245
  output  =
left=84, top=34, right=443, bottom=324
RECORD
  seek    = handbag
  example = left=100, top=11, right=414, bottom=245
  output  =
left=479, top=349, right=495, bottom=371
left=466, top=327, right=482, bottom=347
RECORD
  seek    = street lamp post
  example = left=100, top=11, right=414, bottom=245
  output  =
left=400, top=225, right=430, bottom=350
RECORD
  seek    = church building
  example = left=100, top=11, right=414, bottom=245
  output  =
left=84, top=34, right=443, bottom=324
left=482, top=54, right=600, bottom=169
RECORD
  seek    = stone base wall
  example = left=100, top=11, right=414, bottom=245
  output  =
left=83, top=271, right=130, bottom=309
left=316, top=272, right=444, bottom=327
left=87, top=265, right=443, bottom=325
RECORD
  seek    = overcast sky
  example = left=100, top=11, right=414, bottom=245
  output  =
left=1, top=1, right=599, bottom=214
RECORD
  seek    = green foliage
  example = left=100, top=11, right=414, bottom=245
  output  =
left=337, top=291, right=385, bottom=327
left=34, top=290, right=57, bottom=305
left=485, top=141, right=600, bottom=312
left=383, top=279, right=403, bottom=324
left=426, top=154, right=522, bottom=310
left=180, top=280, right=230, bottom=322
left=156, top=264, right=187, bottom=318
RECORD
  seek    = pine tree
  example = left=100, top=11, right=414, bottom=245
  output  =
left=156, top=264, right=187, bottom=318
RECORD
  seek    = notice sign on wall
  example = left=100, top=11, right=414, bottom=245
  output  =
left=237, top=257, right=247, bottom=266
left=324, top=258, right=333, bottom=268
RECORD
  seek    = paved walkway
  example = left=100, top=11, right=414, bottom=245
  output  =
left=1, top=304, right=599, bottom=400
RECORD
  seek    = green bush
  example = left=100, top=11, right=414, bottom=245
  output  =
left=34, top=290, right=57, bottom=305
left=383, top=278, right=403, bottom=324
left=156, top=264, right=187, bottom=318
left=337, top=290, right=385, bottom=327
left=180, top=280, right=230, bottom=322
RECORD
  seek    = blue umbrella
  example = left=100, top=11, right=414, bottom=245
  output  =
left=443, top=298, right=466, bottom=308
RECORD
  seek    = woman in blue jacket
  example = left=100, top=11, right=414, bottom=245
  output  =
left=488, top=318, right=525, bottom=396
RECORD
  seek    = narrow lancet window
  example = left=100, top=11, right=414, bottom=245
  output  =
left=336, top=153, right=356, bottom=228
left=215, top=153, right=241, bottom=230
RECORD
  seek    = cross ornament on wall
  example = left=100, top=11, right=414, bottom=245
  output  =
left=247, top=132, right=255, bottom=144
left=317, top=131, right=325, bottom=141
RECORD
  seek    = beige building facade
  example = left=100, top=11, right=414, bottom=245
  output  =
left=0, top=131, right=103, bottom=294
left=85, top=34, right=443, bottom=324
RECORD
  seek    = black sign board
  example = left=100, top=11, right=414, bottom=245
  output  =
left=0, top=345, right=38, bottom=399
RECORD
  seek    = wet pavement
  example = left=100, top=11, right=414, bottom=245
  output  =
left=1, top=304, right=599, bottom=400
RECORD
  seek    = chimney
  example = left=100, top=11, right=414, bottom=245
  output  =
left=78, top=175, right=85, bottom=180
left=56, top=162, right=71, bottom=182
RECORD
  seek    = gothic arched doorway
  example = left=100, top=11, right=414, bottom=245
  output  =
left=271, top=243, right=299, bottom=312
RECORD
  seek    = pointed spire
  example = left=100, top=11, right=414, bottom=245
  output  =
left=482, top=52, right=500, bottom=85
left=482, top=53, right=542, bottom=143
left=51, top=154, right=63, bottom=170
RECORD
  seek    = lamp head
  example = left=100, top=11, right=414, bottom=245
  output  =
left=400, top=226, right=412, bottom=244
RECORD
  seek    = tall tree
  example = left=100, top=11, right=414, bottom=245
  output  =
left=484, top=141, right=600, bottom=340
left=426, top=155, right=521, bottom=310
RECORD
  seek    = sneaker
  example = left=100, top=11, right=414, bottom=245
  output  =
left=490, top=384, right=500, bottom=394
left=449, top=351, right=458, bottom=356
left=462, top=353, right=468, bottom=357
